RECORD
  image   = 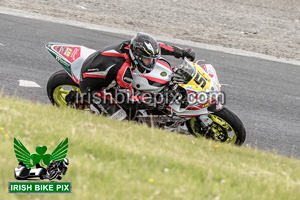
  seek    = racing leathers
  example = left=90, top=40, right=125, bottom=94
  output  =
left=80, top=40, right=194, bottom=120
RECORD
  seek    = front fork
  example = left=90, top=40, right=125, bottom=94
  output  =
left=192, top=115, right=214, bottom=138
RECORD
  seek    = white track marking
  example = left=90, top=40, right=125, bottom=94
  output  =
left=18, top=80, right=41, bottom=88
left=76, top=5, right=87, bottom=10
left=0, top=43, right=4, bottom=46
left=0, top=6, right=299, bottom=66
left=285, top=95, right=300, bottom=101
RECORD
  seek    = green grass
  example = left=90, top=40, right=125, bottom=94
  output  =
left=0, top=95, right=300, bottom=200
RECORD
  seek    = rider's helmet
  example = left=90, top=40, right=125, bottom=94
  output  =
left=63, top=158, right=69, bottom=167
left=129, top=33, right=161, bottom=73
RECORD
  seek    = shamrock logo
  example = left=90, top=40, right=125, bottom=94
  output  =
left=30, top=146, right=51, bottom=166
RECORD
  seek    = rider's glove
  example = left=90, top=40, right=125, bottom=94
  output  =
left=173, top=46, right=195, bottom=61
left=182, top=48, right=195, bottom=61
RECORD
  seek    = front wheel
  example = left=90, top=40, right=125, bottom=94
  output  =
left=186, top=107, right=246, bottom=145
left=48, top=170, right=59, bottom=180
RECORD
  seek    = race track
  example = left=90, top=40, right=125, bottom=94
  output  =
left=0, top=13, right=299, bottom=158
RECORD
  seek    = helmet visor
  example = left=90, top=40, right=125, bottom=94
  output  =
left=142, top=56, right=158, bottom=66
left=139, top=55, right=159, bottom=71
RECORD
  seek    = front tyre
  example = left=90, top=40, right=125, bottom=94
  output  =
left=187, top=107, right=246, bottom=145
left=47, top=70, right=81, bottom=107
left=48, top=170, right=59, bottom=180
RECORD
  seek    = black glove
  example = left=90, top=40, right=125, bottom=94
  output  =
left=173, top=46, right=196, bottom=61
left=182, top=48, right=195, bottom=61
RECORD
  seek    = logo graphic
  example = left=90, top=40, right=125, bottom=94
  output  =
left=9, top=138, right=71, bottom=194
left=55, top=55, right=71, bottom=68
left=160, top=71, right=167, bottom=77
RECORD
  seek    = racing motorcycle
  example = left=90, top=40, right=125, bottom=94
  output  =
left=45, top=43, right=246, bottom=145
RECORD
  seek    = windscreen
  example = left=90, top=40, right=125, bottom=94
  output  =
left=174, top=58, right=196, bottom=83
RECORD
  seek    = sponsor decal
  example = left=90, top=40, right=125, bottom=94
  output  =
left=56, top=55, right=71, bottom=68
left=64, top=48, right=72, bottom=57
left=160, top=71, right=167, bottom=77
left=71, top=48, right=79, bottom=61
left=52, top=45, right=81, bottom=63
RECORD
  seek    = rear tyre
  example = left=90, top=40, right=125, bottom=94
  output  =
left=47, top=70, right=81, bottom=106
left=39, top=168, right=46, bottom=180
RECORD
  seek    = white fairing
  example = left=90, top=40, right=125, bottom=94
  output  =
left=204, top=64, right=221, bottom=92
left=46, top=43, right=96, bottom=84
left=15, top=167, right=44, bottom=178
left=14, top=167, right=23, bottom=177
left=168, top=60, right=221, bottom=117
left=167, top=62, right=221, bottom=117
left=71, top=47, right=96, bottom=82
left=168, top=103, right=210, bottom=116
left=132, top=60, right=172, bottom=93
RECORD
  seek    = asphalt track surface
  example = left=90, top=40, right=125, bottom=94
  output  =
left=0, top=13, right=299, bottom=159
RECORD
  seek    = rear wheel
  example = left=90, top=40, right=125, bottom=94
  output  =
left=47, top=70, right=81, bottom=107
left=39, top=168, right=46, bottom=180
left=187, top=107, right=246, bottom=145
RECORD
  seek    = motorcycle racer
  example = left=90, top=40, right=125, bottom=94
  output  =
left=79, top=32, right=195, bottom=120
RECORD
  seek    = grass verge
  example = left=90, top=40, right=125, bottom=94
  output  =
left=0, top=96, right=299, bottom=200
